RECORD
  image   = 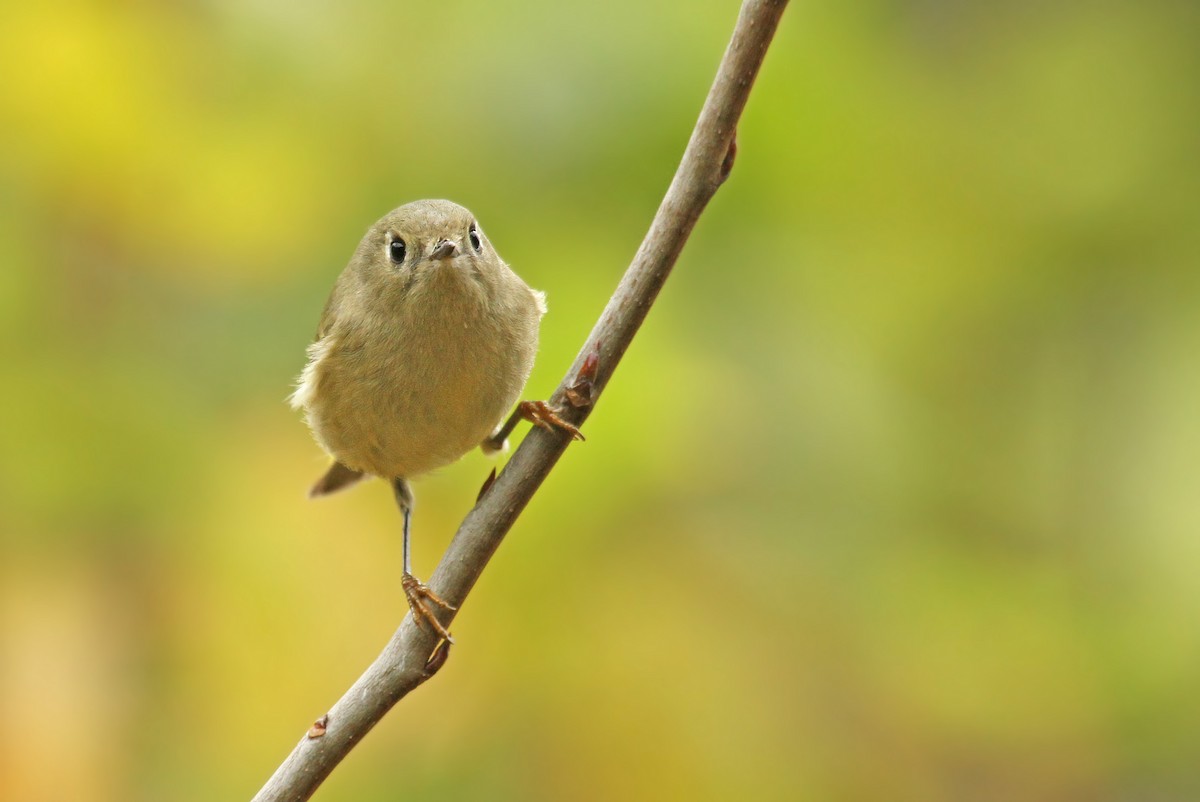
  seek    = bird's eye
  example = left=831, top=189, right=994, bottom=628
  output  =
left=388, top=237, right=407, bottom=264
left=468, top=224, right=482, bottom=254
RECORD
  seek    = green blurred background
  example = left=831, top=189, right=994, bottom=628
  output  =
left=3, top=1, right=1199, bottom=799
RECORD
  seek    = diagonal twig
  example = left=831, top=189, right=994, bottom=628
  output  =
left=253, top=2, right=789, bottom=799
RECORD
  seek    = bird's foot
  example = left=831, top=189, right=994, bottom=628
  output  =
left=520, top=400, right=585, bottom=441
left=402, top=572, right=456, bottom=643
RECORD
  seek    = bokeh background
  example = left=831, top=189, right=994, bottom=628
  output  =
left=3, top=1, right=1199, bottom=799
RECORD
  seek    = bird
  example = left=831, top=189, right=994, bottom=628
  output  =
left=290, top=199, right=581, bottom=641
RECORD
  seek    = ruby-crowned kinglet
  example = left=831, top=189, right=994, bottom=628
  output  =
left=290, top=199, right=580, bottom=641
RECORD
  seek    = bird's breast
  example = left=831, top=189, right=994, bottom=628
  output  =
left=302, top=288, right=539, bottom=479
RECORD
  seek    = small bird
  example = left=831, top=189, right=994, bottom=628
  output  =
left=290, top=199, right=581, bottom=641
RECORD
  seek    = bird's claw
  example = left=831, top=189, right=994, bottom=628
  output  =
left=520, top=400, right=585, bottom=441
left=402, top=572, right=456, bottom=643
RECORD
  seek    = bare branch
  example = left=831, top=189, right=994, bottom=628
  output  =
left=252, top=2, right=789, bottom=799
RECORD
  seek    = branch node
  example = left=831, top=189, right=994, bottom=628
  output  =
left=423, top=639, right=452, bottom=677
left=565, top=345, right=602, bottom=408
left=306, top=714, right=329, bottom=739
left=476, top=467, right=498, bottom=502
left=719, top=131, right=738, bottom=184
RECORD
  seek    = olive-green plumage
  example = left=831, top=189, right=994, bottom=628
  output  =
left=291, top=199, right=545, bottom=491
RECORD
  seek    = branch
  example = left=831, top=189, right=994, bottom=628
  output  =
left=253, top=2, right=789, bottom=799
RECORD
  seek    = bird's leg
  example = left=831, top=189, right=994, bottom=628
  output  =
left=481, top=401, right=584, bottom=454
left=480, top=408, right=522, bottom=454
left=392, top=478, right=455, bottom=643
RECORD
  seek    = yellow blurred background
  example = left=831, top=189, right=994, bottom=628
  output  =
left=3, top=1, right=1199, bottom=800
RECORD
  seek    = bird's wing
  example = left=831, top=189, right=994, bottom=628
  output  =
left=315, top=282, right=342, bottom=341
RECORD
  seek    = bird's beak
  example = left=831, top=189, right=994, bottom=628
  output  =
left=429, top=239, right=459, bottom=260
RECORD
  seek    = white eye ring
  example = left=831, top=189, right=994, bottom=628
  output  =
left=468, top=224, right=482, bottom=253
